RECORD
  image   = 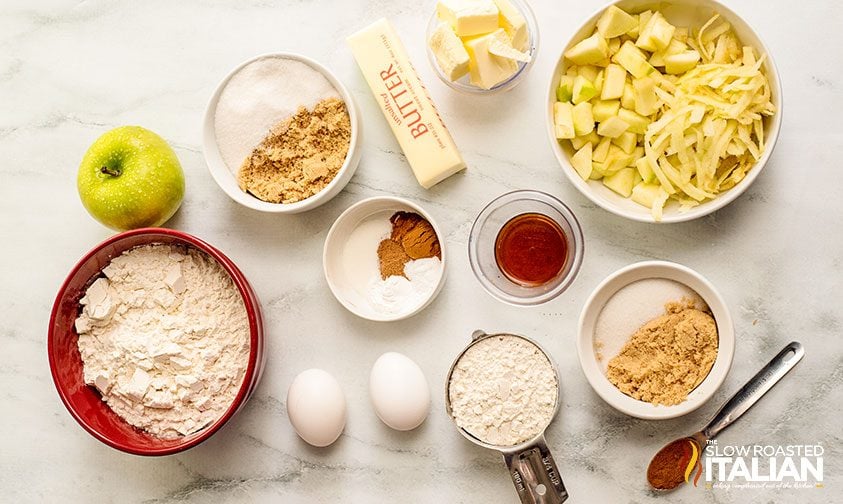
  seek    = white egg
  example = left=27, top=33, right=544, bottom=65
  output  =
left=286, top=369, right=346, bottom=447
left=369, top=352, right=430, bottom=431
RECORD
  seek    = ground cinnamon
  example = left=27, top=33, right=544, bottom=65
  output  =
left=647, top=438, right=699, bottom=490
left=377, top=211, right=441, bottom=279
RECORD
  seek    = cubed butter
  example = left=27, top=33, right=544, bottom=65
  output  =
left=348, top=19, right=466, bottom=188
left=487, top=29, right=531, bottom=62
left=429, top=22, right=470, bottom=81
left=493, top=0, right=528, bottom=51
left=464, top=29, right=518, bottom=89
left=437, top=0, right=499, bottom=37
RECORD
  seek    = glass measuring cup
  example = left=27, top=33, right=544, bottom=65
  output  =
left=445, top=330, right=569, bottom=504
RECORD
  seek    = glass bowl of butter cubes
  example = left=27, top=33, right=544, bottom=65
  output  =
left=426, top=0, right=538, bottom=94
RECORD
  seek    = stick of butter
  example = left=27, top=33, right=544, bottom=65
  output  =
left=348, top=19, right=466, bottom=189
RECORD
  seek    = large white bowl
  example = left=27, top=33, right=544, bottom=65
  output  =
left=577, top=261, right=734, bottom=419
left=546, top=0, right=782, bottom=223
left=323, top=196, right=447, bottom=322
left=203, top=53, right=361, bottom=213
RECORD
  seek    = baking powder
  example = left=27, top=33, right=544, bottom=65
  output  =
left=74, top=244, right=250, bottom=439
left=214, top=56, right=339, bottom=173
left=448, top=335, right=557, bottom=446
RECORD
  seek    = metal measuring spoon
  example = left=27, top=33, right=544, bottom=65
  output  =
left=647, top=341, right=805, bottom=491
left=446, top=331, right=568, bottom=504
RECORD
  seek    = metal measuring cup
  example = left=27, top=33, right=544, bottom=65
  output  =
left=445, top=330, right=569, bottom=504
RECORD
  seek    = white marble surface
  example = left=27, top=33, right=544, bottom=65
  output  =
left=1, top=0, right=840, bottom=502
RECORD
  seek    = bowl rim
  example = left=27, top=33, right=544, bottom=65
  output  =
left=576, top=260, right=735, bottom=419
left=48, top=227, right=263, bottom=455
left=424, top=0, right=540, bottom=94
left=202, top=52, right=361, bottom=213
left=322, top=196, right=447, bottom=322
left=544, top=0, right=783, bottom=223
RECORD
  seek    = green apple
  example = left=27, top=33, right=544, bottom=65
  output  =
left=78, top=126, right=185, bottom=231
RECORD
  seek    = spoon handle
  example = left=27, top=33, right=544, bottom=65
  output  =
left=702, top=342, right=804, bottom=439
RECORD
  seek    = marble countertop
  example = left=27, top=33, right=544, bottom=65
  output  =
left=1, top=0, right=840, bottom=502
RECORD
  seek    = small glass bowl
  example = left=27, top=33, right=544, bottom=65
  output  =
left=468, top=190, right=584, bottom=305
left=425, top=0, right=539, bottom=95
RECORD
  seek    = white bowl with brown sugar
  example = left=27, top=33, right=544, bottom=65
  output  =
left=203, top=53, right=361, bottom=213
left=577, top=260, right=734, bottom=419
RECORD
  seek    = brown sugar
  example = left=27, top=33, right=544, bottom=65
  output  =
left=237, top=98, right=351, bottom=204
left=376, top=212, right=441, bottom=279
left=606, top=299, right=718, bottom=406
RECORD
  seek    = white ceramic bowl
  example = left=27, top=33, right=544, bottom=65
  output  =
left=577, top=260, right=734, bottom=419
left=323, top=197, right=447, bottom=322
left=425, top=0, right=539, bottom=94
left=546, top=0, right=782, bottom=223
left=203, top=53, right=361, bottom=213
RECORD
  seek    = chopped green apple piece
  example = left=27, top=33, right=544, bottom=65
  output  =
left=664, top=50, right=701, bottom=74
left=633, top=77, right=659, bottom=116
left=631, top=181, right=667, bottom=208
left=553, top=102, right=575, bottom=139
left=572, top=102, right=595, bottom=135
left=597, top=116, right=629, bottom=138
left=635, top=157, right=656, bottom=183
left=637, top=11, right=653, bottom=37
left=636, top=12, right=675, bottom=52
left=603, top=167, right=636, bottom=197
left=626, top=14, right=640, bottom=38
left=594, top=70, right=604, bottom=95
left=571, top=143, right=593, bottom=180
left=618, top=108, right=650, bottom=134
left=572, top=75, right=598, bottom=104
left=604, top=144, right=633, bottom=173
left=633, top=170, right=643, bottom=186
left=628, top=146, right=645, bottom=166
left=613, top=41, right=655, bottom=79
left=621, top=81, right=636, bottom=110
left=564, top=33, right=609, bottom=65
left=608, top=37, right=622, bottom=56
left=600, top=63, right=627, bottom=100
left=593, top=136, right=612, bottom=162
left=570, top=131, right=600, bottom=150
left=592, top=99, right=621, bottom=122
left=613, top=131, right=637, bottom=154
left=649, top=38, right=688, bottom=66
left=590, top=161, right=605, bottom=179
left=578, top=65, right=600, bottom=82
left=596, top=6, right=638, bottom=38
left=556, top=75, right=575, bottom=102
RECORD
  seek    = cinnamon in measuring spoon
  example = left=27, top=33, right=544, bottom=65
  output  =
left=647, top=438, right=701, bottom=490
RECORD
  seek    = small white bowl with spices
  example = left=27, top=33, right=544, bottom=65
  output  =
left=577, top=261, right=734, bottom=419
left=323, top=197, right=447, bottom=322
left=203, top=53, right=361, bottom=213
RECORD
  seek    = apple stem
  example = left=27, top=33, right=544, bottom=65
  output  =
left=100, top=166, right=121, bottom=177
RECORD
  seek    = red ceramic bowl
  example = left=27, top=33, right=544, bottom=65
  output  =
left=48, top=228, right=265, bottom=456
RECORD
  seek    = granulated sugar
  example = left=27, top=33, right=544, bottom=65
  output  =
left=448, top=335, right=557, bottom=446
left=214, top=56, right=339, bottom=173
